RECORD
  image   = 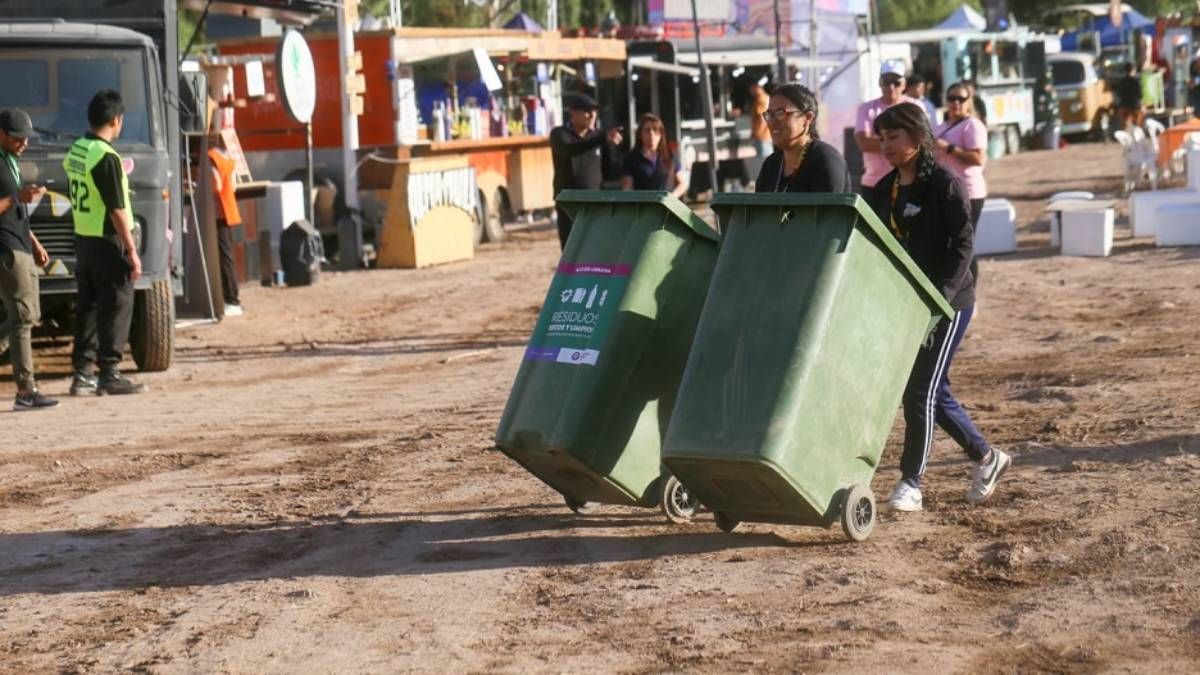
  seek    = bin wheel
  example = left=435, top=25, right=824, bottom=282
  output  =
left=564, top=496, right=597, bottom=514
left=840, top=484, right=876, bottom=542
left=658, top=475, right=699, bottom=524
left=713, top=511, right=741, bottom=533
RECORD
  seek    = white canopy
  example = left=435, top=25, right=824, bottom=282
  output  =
left=935, top=4, right=987, bottom=30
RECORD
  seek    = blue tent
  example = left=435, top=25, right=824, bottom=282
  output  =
left=1060, top=9, right=1155, bottom=50
left=503, top=12, right=543, bottom=32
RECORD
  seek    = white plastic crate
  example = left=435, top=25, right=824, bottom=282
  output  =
left=975, top=199, right=1017, bottom=255
left=1060, top=208, right=1114, bottom=257
left=1155, top=202, right=1200, bottom=247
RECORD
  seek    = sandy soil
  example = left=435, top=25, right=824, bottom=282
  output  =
left=2, top=142, right=1199, bottom=674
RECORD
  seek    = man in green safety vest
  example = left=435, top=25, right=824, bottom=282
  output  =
left=63, top=90, right=145, bottom=395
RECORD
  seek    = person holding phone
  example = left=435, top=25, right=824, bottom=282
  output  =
left=550, top=93, right=622, bottom=249
left=63, top=89, right=145, bottom=396
left=0, top=108, right=58, bottom=410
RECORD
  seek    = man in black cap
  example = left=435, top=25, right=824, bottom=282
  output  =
left=0, top=108, right=58, bottom=410
left=549, top=93, right=622, bottom=248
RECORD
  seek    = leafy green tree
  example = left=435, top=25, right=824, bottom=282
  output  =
left=878, top=0, right=983, bottom=32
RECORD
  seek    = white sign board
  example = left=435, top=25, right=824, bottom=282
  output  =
left=276, top=30, right=316, bottom=124
left=244, top=60, right=266, bottom=98
left=472, top=47, right=504, bottom=93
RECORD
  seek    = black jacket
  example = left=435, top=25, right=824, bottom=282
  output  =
left=550, top=125, right=617, bottom=194
left=754, top=140, right=851, bottom=193
left=868, top=162, right=976, bottom=310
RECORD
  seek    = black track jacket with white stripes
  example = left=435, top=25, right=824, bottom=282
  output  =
left=868, top=163, right=976, bottom=311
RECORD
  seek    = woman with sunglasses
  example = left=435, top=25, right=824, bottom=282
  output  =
left=753, top=83, right=849, bottom=193
left=621, top=113, right=687, bottom=198
left=934, top=82, right=989, bottom=228
left=868, top=102, right=1010, bottom=513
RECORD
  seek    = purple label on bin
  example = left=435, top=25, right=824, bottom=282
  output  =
left=525, top=347, right=560, bottom=361
left=525, top=261, right=634, bottom=368
left=556, top=262, right=632, bottom=277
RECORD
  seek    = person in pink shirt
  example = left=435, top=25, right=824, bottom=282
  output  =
left=854, top=60, right=925, bottom=199
left=933, top=81, right=989, bottom=228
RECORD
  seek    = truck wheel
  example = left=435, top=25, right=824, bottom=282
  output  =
left=472, top=190, right=487, bottom=246
left=1004, top=125, right=1022, bottom=155
left=130, top=278, right=175, bottom=372
left=482, top=187, right=507, bottom=243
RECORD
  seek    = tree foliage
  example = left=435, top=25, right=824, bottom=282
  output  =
left=877, top=0, right=982, bottom=33
left=362, top=0, right=631, bottom=30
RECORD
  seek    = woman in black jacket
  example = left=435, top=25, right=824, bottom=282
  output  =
left=753, top=84, right=850, bottom=193
left=868, top=102, right=1010, bottom=512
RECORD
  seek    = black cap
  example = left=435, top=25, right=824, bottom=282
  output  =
left=564, top=93, right=600, bottom=111
left=0, top=109, right=36, bottom=139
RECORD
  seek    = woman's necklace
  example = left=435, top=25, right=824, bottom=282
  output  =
left=775, top=139, right=812, bottom=192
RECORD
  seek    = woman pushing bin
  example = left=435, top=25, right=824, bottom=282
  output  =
left=867, top=102, right=1011, bottom=512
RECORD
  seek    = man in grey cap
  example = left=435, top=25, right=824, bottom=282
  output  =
left=549, top=93, right=622, bottom=248
left=0, top=108, right=58, bottom=410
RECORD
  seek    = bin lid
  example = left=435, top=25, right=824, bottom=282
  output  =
left=712, top=192, right=954, bottom=320
left=556, top=190, right=720, bottom=243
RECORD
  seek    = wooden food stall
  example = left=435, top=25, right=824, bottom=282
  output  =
left=217, top=28, right=626, bottom=261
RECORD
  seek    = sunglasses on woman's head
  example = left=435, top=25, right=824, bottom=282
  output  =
left=946, top=95, right=969, bottom=103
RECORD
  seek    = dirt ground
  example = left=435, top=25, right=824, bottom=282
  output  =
left=2, top=142, right=1199, bottom=674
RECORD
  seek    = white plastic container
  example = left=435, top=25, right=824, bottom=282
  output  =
left=975, top=198, right=1017, bottom=255
left=256, top=180, right=307, bottom=278
left=1060, top=207, right=1114, bottom=257
left=1047, top=191, right=1093, bottom=248
left=1129, top=188, right=1198, bottom=238
left=1188, top=150, right=1200, bottom=192
left=1155, top=202, right=1200, bottom=247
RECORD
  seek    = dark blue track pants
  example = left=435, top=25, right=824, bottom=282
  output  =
left=900, top=306, right=992, bottom=487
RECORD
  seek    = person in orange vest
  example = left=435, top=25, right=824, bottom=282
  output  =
left=208, top=135, right=242, bottom=316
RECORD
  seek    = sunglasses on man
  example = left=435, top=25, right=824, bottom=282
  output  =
left=880, top=76, right=904, bottom=88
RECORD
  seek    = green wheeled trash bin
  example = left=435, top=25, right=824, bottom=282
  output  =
left=661, top=193, right=953, bottom=541
left=495, top=190, right=720, bottom=523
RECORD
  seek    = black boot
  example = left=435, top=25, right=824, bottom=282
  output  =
left=69, top=370, right=98, bottom=396
left=97, top=369, right=146, bottom=396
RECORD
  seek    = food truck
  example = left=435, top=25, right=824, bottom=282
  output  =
left=217, top=28, right=626, bottom=247
left=881, top=27, right=1054, bottom=155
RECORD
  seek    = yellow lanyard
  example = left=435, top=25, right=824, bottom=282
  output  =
left=888, top=178, right=906, bottom=240
left=775, top=141, right=811, bottom=192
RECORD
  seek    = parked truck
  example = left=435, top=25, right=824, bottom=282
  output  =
left=0, top=0, right=331, bottom=371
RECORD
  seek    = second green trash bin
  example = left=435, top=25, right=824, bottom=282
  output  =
left=495, top=190, right=719, bottom=522
left=662, top=193, right=953, bottom=540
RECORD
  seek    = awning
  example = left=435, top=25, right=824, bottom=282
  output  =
left=181, top=0, right=340, bottom=26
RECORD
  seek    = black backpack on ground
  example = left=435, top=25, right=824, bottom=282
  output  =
left=280, top=219, right=324, bottom=287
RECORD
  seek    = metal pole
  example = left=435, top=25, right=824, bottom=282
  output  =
left=773, top=0, right=786, bottom=83
left=809, top=0, right=818, bottom=98
left=305, top=121, right=314, bottom=225
left=391, top=0, right=402, bottom=27
left=690, top=0, right=720, bottom=196
left=337, top=0, right=363, bottom=269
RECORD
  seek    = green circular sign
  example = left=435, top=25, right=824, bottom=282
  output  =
left=277, top=30, right=316, bottom=124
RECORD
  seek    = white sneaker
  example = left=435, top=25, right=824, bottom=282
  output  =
left=888, top=481, right=923, bottom=512
left=224, top=303, right=244, bottom=317
left=967, top=448, right=1011, bottom=504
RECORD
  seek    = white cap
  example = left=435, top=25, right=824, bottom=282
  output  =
left=880, top=60, right=907, bottom=78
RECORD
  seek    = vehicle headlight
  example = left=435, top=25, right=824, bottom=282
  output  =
left=1069, top=102, right=1084, bottom=113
